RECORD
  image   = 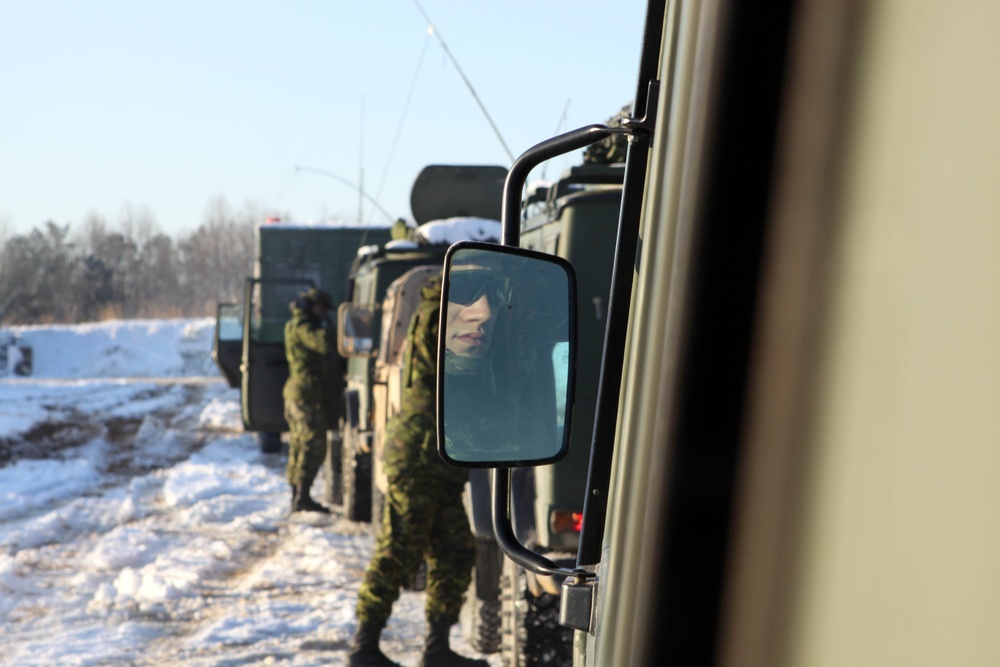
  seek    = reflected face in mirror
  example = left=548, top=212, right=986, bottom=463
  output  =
left=439, top=243, right=576, bottom=468
left=444, top=268, right=510, bottom=358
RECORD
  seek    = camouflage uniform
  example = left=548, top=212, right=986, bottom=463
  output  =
left=355, top=277, right=475, bottom=627
left=583, top=103, right=631, bottom=165
left=283, top=293, right=334, bottom=494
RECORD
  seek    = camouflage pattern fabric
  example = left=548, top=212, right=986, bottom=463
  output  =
left=381, top=278, right=466, bottom=486
left=282, top=305, right=333, bottom=404
left=441, top=366, right=527, bottom=460
left=356, top=473, right=475, bottom=625
left=355, top=276, right=475, bottom=626
left=284, top=398, right=328, bottom=487
left=283, top=303, right=333, bottom=486
left=583, top=103, right=632, bottom=165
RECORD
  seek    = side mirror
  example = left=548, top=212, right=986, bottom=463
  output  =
left=337, top=303, right=376, bottom=357
left=437, top=241, right=577, bottom=467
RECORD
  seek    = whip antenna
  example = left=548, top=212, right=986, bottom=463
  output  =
left=368, top=32, right=432, bottom=224
left=410, top=0, right=515, bottom=164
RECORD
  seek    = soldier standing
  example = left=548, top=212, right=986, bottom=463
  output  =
left=283, top=287, right=334, bottom=514
left=348, top=276, right=488, bottom=667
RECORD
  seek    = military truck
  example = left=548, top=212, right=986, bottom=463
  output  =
left=333, top=164, right=507, bottom=522
left=336, top=165, right=515, bottom=657
left=212, top=220, right=391, bottom=456
left=467, top=162, right=624, bottom=665
left=336, top=161, right=623, bottom=661
left=436, top=1, right=1000, bottom=666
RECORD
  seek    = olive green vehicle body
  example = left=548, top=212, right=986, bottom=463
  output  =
left=335, top=163, right=627, bottom=660
left=332, top=165, right=508, bottom=522
left=459, top=1, right=1000, bottom=667
left=447, top=164, right=623, bottom=665
left=462, top=166, right=624, bottom=551
left=333, top=243, right=453, bottom=522
left=515, top=165, right=623, bottom=557
left=212, top=223, right=391, bottom=445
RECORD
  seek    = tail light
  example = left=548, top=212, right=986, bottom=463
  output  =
left=550, top=510, right=584, bottom=534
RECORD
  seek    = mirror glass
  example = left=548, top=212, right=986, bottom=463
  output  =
left=438, top=242, right=576, bottom=467
left=337, top=304, right=376, bottom=357
left=216, top=302, right=243, bottom=342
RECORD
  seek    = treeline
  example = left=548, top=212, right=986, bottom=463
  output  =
left=0, top=199, right=273, bottom=325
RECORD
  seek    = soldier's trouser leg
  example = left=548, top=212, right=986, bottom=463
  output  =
left=425, top=485, right=476, bottom=625
left=356, top=475, right=437, bottom=626
left=284, top=398, right=328, bottom=489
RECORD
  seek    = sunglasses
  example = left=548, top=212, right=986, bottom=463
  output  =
left=448, top=270, right=513, bottom=307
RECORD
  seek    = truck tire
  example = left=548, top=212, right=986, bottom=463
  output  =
left=341, top=433, right=371, bottom=523
left=324, top=431, right=344, bottom=507
left=258, top=431, right=281, bottom=454
left=500, top=556, right=572, bottom=667
left=461, top=539, right=503, bottom=654
left=370, top=479, right=385, bottom=539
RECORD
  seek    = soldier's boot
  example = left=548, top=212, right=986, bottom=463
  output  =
left=348, top=622, right=403, bottom=667
left=419, top=621, right=489, bottom=667
left=290, top=482, right=330, bottom=514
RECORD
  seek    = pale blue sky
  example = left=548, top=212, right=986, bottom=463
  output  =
left=1, top=0, right=647, bottom=237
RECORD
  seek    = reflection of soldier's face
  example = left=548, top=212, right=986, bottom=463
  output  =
left=446, top=266, right=506, bottom=358
left=446, top=293, right=496, bottom=357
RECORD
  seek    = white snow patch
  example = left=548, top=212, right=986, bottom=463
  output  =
left=0, top=319, right=499, bottom=667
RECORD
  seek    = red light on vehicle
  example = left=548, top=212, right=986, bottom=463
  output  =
left=265, top=217, right=282, bottom=224
left=551, top=510, right=584, bottom=534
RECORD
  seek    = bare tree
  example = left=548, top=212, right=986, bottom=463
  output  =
left=141, top=233, right=181, bottom=317
left=177, top=197, right=258, bottom=316
left=0, top=222, right=77, bottom=323
left=2, top=197, right=270, bottom=323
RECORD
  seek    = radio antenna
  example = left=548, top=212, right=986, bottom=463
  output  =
left=410, top=0, right=515, bottom=163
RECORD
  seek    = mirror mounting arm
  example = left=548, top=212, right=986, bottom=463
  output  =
left=621, top=79, right=661, bottom=136
left=501, top=124, right=630, bottom=247
left=491, top=469, right=595, bottom=580
left=486, top=122, right=634, bottom=581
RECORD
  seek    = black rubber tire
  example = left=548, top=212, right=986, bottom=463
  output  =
left=340, top=431, right=371, bottom=523
left=460, top=539, right=503, bottom=654
left=370, top=478, right=385, bottom=539
left=323, top=430, right=344, bottom=507
left=258, top=431, right=282, bottom=454
left=500, top=556, right=573, bottom=667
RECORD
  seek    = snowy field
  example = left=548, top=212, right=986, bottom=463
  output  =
left=0, top=319, right=497, bottom=666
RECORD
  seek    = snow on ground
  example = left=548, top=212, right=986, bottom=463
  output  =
left=0, top=319, right=498, bottom=666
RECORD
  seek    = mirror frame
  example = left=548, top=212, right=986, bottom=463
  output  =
left=436, top=240, right=578, bottom=468
left=337, top=302, right=378, bottom=358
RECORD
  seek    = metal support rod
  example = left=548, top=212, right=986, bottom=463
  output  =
left=491, top=469, right=593, bottom=578
left=500, top=125, right=620, bottom=247
left=493, top=122, right=639, bottom=581
left=576, top=0, right=668, bottom=567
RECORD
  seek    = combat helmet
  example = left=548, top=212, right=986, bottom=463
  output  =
left=302, top=288, right=333, bottom=309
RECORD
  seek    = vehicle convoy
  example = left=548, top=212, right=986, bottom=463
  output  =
left=336, top=160, right=624, bottom=663
left=435, top=1, right=1000, bottom=667
left=473, top=159, right=624, bottom=665
left=212, top=219, right=391, bottom=455
left=333, top=164, right=507, bottom=523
